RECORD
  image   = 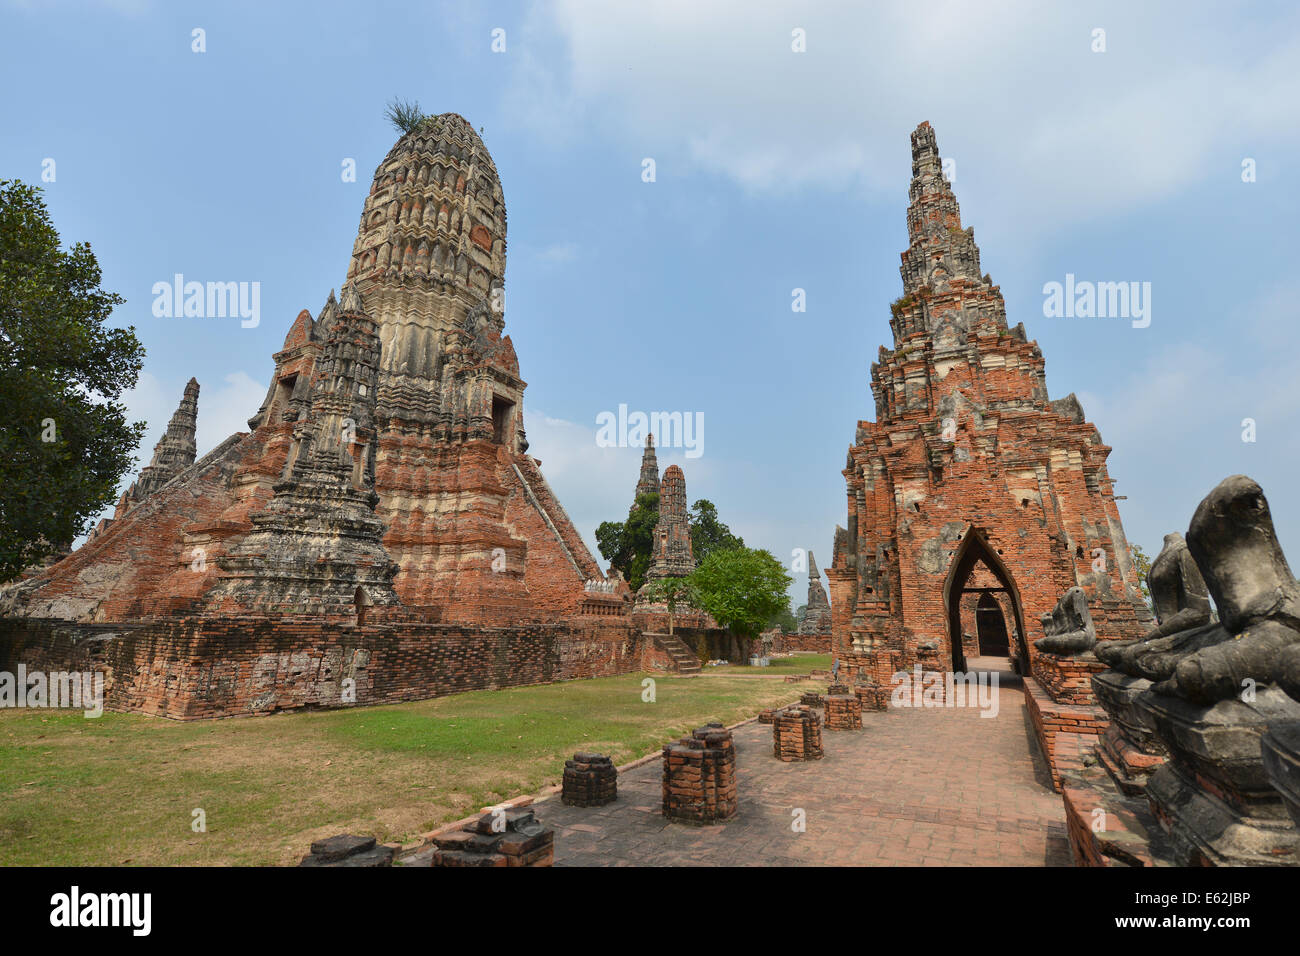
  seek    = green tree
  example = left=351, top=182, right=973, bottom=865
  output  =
left=691, top=547, right=793, bottom=652
left=384, top=97, right=426, bottom=134
left=595, top=492, right=659, bottom=591
left=1129, top=543, right=1153, bottom=613
left=0, top=180, right=145, bottom=581
left=689, top=498, right=744, bottom=563
left=768, top=603, right=798, bottom=633
left=640, top=576, right=699, bottom=636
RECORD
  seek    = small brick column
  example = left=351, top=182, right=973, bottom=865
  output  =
left=758, top=708, right=778, bottom=724
left=828, top=682, right=850, bottom=696
left=562, top=752, right=617, bottom=807
left=772, top=705, right=824, bottom=761
left=430, top=807, right=554, bottom=867
left=800, top=692, right=824, bottom=707
left=662, top=723, right=738, bottom=824
left=855, top=682, right=889, bottom=712
left=825, top=694, right=862, bottom=730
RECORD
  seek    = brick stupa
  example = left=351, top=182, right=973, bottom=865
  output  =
left=827, top=123, right=1152, bottom=695
left=0, top=115, right=637, bottom=719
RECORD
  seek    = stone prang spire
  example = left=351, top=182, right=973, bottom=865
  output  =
left=125, top=377, right=200, bottom=506
left=644, top=464, right=695, bottom=582
left=634, top=434, right=661, bottom=502
left=798, top=550, right=832, bottom=636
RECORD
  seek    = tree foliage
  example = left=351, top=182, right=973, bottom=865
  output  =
left=595, top=492, right=659, bottom=590
left=768, top=603, right=798, bottom=633
left=1129, top=543, right=1153, bottom=613
left=689, top=498, right=744, bottom=563
left=0, top=180, right=146, bottom=580
left=639, top=576, right=699, bottom=635
left=384, top=97, right=427, bottom=134
left=690, top=547, right=793, bottom=640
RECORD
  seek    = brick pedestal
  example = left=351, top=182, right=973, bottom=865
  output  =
left=824, top=694, right=862, bottom=730
left=854, top=683, right=889, bottom=711
left=299, top=834, right=395, bottom=867
left=800, top=692, right=824, bottom=708
left=827, top=682, right=850, bottom=696
left=430, top=807, right=554, bottom=867
left=772, top=705, right=824, bottom=761
left=561, top=752, right=617, bottom=807
left=758, top=708, right=778, bottom=724
left=662, top=723, right=738, bottom=824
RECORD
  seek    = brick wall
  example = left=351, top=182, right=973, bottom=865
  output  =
left=0, top=614, right=648, bottom=720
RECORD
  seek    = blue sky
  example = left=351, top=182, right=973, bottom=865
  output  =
left=3, top=1, right=1299, bottom=605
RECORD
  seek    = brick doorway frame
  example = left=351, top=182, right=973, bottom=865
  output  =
left=942, top=526, right=1029, bottom=674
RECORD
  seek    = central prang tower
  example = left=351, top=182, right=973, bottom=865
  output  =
left=828, top=122, right=1151, bottom=692
left=333, top=113, right=603, bottom=620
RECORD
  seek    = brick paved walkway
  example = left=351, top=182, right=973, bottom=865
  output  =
left=534, top=657, right=1071, bottom=866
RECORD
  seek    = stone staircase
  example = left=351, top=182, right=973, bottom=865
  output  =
left=654, top=633, right=702, bottom=675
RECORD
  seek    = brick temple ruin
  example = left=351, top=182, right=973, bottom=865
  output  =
left=0, top=113, right=690, bottom=718
left=623, top=438, right=720, bottom=672
left=827, top=123, right=1152, bottom=754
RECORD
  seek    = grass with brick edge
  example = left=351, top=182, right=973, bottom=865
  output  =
left=716, top=653, right=832, bottom=675
left=0, top=670, right=818, bottom=867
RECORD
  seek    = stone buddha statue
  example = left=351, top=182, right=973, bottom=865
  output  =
left=1034, top=586, right=1096, bottom=655
left=1153, top=475, right=1300, bottom=704
left=1095, top=532, right=1212, bottom=678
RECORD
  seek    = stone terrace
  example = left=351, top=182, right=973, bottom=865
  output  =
left=532, top=658, right=1071, bottom=866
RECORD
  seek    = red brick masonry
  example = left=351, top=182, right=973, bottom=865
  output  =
left=0, top=614, right=646, bottom=719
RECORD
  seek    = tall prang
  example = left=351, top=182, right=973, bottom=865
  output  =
left=827, top=122, right=1151, bottom=694
left=120, top=378, right=200, bottom=511
left=1, top=112, right=610, bottom=628
left=644, top=465, right=695, bottom=583
left=635, top=434, right=661, bottom=502
left=798, top=551, right=832, bottom=636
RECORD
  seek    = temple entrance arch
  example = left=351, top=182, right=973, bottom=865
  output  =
left=941, top=526, right=1029, bottom=674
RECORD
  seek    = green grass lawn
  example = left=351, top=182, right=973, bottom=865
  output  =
left=0, top=670, right=817, bottom=866
left=716, top=653, right=832, bottom=675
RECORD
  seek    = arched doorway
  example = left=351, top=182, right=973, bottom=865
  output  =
left=942, top=527, right=1029, bottom=674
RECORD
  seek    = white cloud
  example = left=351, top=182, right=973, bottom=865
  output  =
left=507, top=1, right=1300, bottom=234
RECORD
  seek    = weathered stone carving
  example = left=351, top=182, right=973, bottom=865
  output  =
left=798, top=551, right=832, bottom=636
left=1034, top=587, right=1097, bottom=656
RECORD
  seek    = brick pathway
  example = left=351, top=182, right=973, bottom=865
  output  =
left=534, top=657, right=1071, bottom=866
